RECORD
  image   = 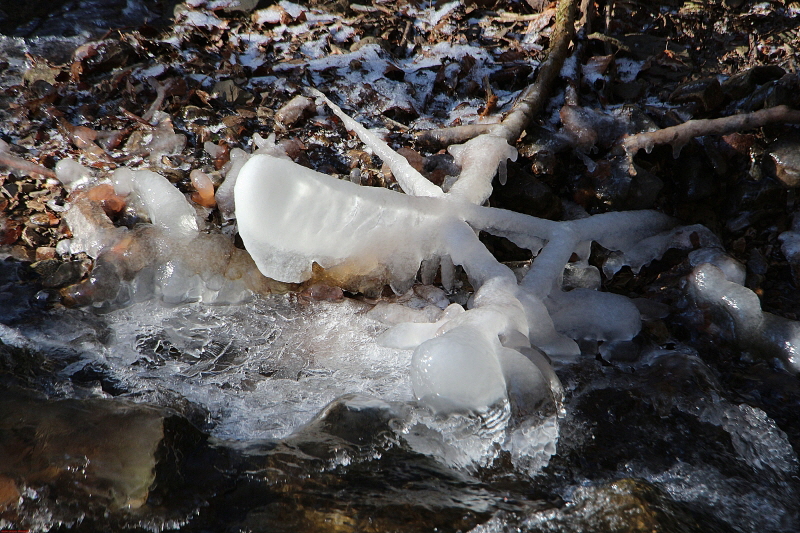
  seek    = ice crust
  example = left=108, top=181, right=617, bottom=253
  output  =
left=98, top=297, right=415, bottom=440
left=111, top=168, right=198, bottom=240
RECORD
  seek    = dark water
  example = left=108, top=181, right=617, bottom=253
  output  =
left=0, top=0, right=176, bottom=38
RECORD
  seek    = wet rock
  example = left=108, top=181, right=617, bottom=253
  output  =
left=617, top=34, right=688, bottom=61
left=0, top=389, right=165, bottom=512
left=721, top=65, right=785, bottom=101
left=0, top=475, right=20, bottom=512
left=274, top=95, right=316, bottom=129
left=669, top=77, right=724, bottom=113
left=84, top=183, right=127, bottom=218
left=38, top=259, right=89, bottom=288
left=560, top=105, right=626, bottom=150
left=0, top=260, right=38, bottom=323
left=519, top=478, right=726, bottom=533
left=70, top=39, right=137, bottom=82
left=518, top=126, right=571, bottom=175
left=742, top=73, right=800, bottom=111
left=763, top=73, right=800, bottom=109
left=299, top=282, right=344, bottom=302
left=611, top=79, right=647, bottom=101
left=586, top=155, right=663, bottom=210
left=211, top=79, right=254, bottom=106
left=233, top=395, right=498, bottom=533
left=34, top=246, right=56, bottom=261
left=765, top=135, right=800, bottom=188
left=490, top=163, right=561, bottom=219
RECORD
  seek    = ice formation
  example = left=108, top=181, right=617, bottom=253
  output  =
left=52, top=88, right=800, bottom=475
left=55, top=161, right=281, bottom=307
left=690, top=263, right=800, bottom=372
left=234, top=95, right=682, bottom=452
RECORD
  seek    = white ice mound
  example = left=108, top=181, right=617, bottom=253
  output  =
left=411, top=326, right=507, bottom=413
left=235, top=153, right=450, bottom=287
left=546, top=288, right=642, bottom=342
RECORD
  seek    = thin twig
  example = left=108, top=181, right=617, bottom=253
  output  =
left=490, top=12, right=552, bottom=22
left=120, top=108, right=155, bottom=127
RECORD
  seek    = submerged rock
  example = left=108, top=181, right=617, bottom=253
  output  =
left=0, top=389, right=164, bottom=518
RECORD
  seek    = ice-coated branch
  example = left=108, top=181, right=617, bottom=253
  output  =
left=307, top=88, right=445, bottom=198
left=619, top=105, right=800, bottom=157
left=314, top=88, right=516, bottom=206
left=441, top=0, right=578, bottom=205
left=445, top=134, right=519, bottom=204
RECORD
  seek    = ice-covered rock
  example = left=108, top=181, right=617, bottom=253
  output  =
left=546, top=288, right=642, bottom=342
left=111, top=167, right=198, bottom=240
left=215, top=147, right=251, bottom=219
left=689, top=263, right=800, bottom=372
left=54, top=158, right=95, bottom=191
left=603, top=223, right=719, bottom=277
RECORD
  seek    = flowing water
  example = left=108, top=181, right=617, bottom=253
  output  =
left=2, top=256, right=800, bottom=532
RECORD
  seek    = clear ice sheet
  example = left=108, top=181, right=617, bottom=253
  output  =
left=59, top=295, right=413, bottom=441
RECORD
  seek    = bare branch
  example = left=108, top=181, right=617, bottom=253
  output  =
left=0, top=139, right=56, bottom=179
left=493, top=0, right=579, bottom=144
left=619, top=105, right=800, bottom=157
left=415, top=124, right=494, bottom=148
left=414, top=0, right=579, bottom=148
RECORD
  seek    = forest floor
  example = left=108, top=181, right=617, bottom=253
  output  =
left=1, top=0, right=800, bottom=319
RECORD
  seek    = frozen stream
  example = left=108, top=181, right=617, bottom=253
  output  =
left=3, top=277, right=800, bottom=532
left=44, top=296, right=414, bottom=441
left=3, top=1, right=800, bottom=531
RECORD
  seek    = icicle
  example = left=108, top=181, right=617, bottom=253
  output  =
left=498, top=159, right=508, bottom=186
